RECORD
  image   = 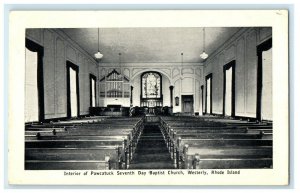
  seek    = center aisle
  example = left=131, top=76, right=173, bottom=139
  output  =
left=129, top=124, right=174, bottom=169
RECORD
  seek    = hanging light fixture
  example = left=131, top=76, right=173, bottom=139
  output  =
left=94, top=28, right=103, bottom=59
left=200, top=28, right=208, bottom=60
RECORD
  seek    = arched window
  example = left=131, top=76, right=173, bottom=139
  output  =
left=141, top=72, right=162, bottom=99
left=140, top=72, right=163, bottom=107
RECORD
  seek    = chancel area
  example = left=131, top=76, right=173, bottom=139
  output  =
left=24, top=27, right=273, bottom=170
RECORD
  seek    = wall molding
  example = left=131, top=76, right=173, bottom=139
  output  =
left=55, top=29, right=98, bottom=67
left=204, top=28, right=250, bottom=65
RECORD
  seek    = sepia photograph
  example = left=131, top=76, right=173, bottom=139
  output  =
left=8, top=10, right=289, bottom=185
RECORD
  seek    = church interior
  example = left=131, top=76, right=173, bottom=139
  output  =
left=24, top=27, right=273, bottom=170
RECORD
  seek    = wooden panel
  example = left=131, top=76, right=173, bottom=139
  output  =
left=212, top=54, right=224, bottom=114
left=181, top=77, right=194, bottom=93
left=43, top=30, right=55, bottom=116
left=66, top=45, right=77, bottom=63
left=245, top=30, right=257, bottom=117
left=195, top=80, right=200, bottom=112
left=205, top=57, right=215, bottom=75
left=26, top=29, right=42, bottom=45
left=235, top=37, right=246, bottom=116
left=225, top=45, right=235, bottom=62
left=162, top=75, right=170, bottom=106
left=259, top=27, right=272, bottom=43
left=78, top=54, right=87, bottom=114
left=55, top=37, right=67, bottom=115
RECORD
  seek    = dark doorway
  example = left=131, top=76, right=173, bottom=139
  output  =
left=223, top=60, right=236, bottom=117
left=257, top=38, right=272, bottom=121
left=182, top=95, right=194, bottom=115
left=205, top=73, right=212, bottom=114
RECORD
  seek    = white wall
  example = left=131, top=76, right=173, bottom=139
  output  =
left=26, top=29, right=98, bottom=119
left=204, top=27, right=272, bottom=118
left=132, top=75, right=141, bottom=107
left=162, top=75, right=171, bottom=106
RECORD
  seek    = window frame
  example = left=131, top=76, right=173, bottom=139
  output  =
left=205, top=73, right=213, bottom=114
left=222, top=60, right=236, bottom=117
left=140, top=71, right=163, bottom=100
left=66, top=61, right=80, bottom=118
left=90, top=74, right=97, bottom=107
left=25, top=38, right=45, bottom=122
left=256, top=38, right=272, bottom=121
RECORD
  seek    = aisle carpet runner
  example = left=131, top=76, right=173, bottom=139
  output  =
left=129, top=125, right=174, bottom=169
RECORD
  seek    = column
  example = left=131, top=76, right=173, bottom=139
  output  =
left=169, top=85, right=174, bottom=115
left=169, top=85, right=174, bottom=107
left=130, top=86, right=134, bottom=107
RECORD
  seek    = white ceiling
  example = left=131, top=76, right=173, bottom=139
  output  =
left=61, top=27, right=241, bottom=63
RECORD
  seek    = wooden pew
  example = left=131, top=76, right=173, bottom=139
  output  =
left=164, top=122, right=271, bottom=128
left=172, top=133, right=272, bottom=140
left=25, top=160, right=111, bottom=170
left=25, top=147, right=118, bottom=170
left=176, top=138, right=272, bottom=147
left=27, top=121, right=139, bottom=128
left=162, top=128, right=272, bottom=160
left=25, top=117, right=144, bottom=170
left=25, top=137, right=128, bottom=170
left=181, top=146, right=272, bottom=169
left=159, top=116, right=273, bottom=169
left=177, top=141, right=272, bottom=169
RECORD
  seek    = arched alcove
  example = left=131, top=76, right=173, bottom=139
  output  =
left=131, top=71, right=171, bottom=107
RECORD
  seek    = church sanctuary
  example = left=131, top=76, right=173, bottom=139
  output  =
left=24, top=27, right=273, bottom=170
